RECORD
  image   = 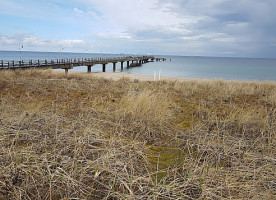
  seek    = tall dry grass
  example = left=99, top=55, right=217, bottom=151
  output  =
left=0, top=69, right=275, bottom=199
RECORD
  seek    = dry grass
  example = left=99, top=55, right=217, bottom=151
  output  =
left=0, top=69, right=275, bottom=199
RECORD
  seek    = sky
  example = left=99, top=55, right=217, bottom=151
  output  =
left=0, top=0, right=276, bottom=58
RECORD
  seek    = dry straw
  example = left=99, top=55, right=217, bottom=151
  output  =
left=0, top=69, right=275, bottom=199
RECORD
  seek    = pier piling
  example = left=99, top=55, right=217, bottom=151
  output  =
left=113, top=62, right=116, bottom=72
left=102, top=64, right=106, bottom=72
left=87, top=65, right=92, bottom=73
left=121, top=61, right=124, bottom=70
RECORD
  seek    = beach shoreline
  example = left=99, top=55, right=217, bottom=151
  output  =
left=56, top=70, right=275, bottom=83
left=53, top=70, right=194, bottom=82
left=90, top=72, right=186, bottom=82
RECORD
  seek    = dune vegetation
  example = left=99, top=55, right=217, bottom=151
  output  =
left=0, top=69, right=275, bottom=199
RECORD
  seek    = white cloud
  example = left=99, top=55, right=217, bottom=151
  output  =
left=213, top=37, right=236, bottom=43
left=98, top=32, right=133, bottom=40
left=0, top=33, right=85, bottom=50
left=0, top=36, right=16, bottom=45
left=78, top=0, right=190, bottom=29
left=73, top=7, right=84, bottom=15
left=56, top=39, right=84, bottom=48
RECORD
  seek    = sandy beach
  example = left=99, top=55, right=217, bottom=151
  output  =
left=72, top=71, right=274, bottom=83
left=89, top=72, right=190, bottom=82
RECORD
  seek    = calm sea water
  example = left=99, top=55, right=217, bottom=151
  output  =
left=1, top=50, right=276, bottom=81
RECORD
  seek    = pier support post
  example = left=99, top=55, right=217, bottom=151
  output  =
left=87, top=65, right=92, bottom=73
left=127, top=61, right=130, bottom=68
left=121, top=61, right=124, bottom=70
left=65, top=68, right=69, bottom=75
left=102, top=64, right=106, bottom=72
left=113, top=62, right=116, bottom=72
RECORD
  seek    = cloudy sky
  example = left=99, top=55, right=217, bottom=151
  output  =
left=0, top=0, right=276, bottom=58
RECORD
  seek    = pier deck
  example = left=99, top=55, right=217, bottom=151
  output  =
left=0, top=56, right=166, bottom=73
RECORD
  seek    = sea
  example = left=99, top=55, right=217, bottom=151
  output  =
left=1, top=50, right=276, bottom=81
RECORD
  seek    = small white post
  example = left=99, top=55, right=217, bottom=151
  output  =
left=154, top=71, right=156, bottom=81
left=158, top=70, right=161, bottom=80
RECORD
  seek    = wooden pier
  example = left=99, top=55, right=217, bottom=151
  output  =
left=0, top=56, right=166, bottom=74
